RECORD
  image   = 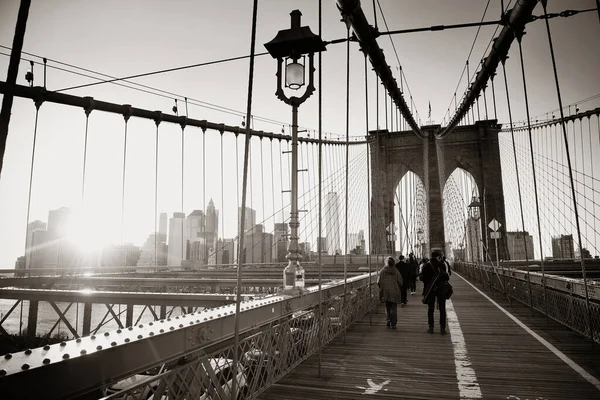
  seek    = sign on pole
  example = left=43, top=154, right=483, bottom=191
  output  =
left=488, top=218, right=501, bottom=232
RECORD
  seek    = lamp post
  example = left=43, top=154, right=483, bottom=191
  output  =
left=265, top=10, right=326, bottom=291
left=416, top=228, right=424, bottom=259
left=468, top=196, right=482, bottom=264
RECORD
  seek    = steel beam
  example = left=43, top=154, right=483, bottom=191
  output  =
left=438, top=0, right=540, bottom=137
left=0, top=273, right=375, bottom=400
left=0, top=288, right=250, bottom=307
left=0, top=81, right=366, bottom=146
left=336, top=0, right=424, bottom=138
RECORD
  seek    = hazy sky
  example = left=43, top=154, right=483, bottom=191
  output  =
left=0, top=0, right=598, bottom=267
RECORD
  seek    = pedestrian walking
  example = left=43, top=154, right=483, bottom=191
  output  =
left=407, top=252, right=419, bottom=295
left=378, top=256, right=403, bottom=329
left=421, top=251, right=451, bottom=335
left=395, top=255, right=411, bottom=306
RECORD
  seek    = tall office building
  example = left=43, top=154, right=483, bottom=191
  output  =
left=205, top=199, right=219, bottom=243
left=506, top=231, right=534, bottom=260
left=168, top=212, right=188, bottom=266
left=325, top=192, right=341, bottom=255
left=137, top=233, right=168, bottom=267
left=241, top=224, right=273, bottom=264
left=273, top=222, right=289, bottom=262
left=25, top=220, right=47, bottom=269
left=45, top=207, right=75, bottom=268
left=238, top=206, right=256, bottom=234
left=159, top=212, right=168, bottom=238
left=187, top=210, right=205, bottom=239
left=552, top=234, right=574, bottom=259
left=317, top=236, right=328, bottom=254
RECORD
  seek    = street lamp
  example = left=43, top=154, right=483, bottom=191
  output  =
left=265, top=10, right=326, bottom=291
left=468, top=196, right=482, bottom=263
left=416, top=228, right=424, bottom=259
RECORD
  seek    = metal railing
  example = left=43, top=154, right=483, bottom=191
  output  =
left=0, top=272, right=377, bottom=399
left=454, top=262, right=599, bottom=344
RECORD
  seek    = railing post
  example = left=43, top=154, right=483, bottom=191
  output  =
left=82, top=302, right=92, bottom=337
left=26, top=300, right=38, bottom=342
left=126, top=305, right=133, bottom=327
left=160, top=305, right=167, bottom=319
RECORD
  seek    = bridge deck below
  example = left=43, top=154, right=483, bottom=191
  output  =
left=259, top=273, right=600, bottom=399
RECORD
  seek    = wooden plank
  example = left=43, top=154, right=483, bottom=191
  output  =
left=259, top=276, right=600, bottom=399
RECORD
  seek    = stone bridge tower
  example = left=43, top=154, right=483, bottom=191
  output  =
left=369, top=120, right=508, bottom=261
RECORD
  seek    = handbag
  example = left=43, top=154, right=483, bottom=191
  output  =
left=436, top=281, right=453, bottom=300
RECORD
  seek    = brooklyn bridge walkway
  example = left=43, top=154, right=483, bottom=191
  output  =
left=260, top=274, right=600, bottom=400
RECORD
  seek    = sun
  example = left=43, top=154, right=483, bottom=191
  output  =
left=65, top=207, right=112, bottom=255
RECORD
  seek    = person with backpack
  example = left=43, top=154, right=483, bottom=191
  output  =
left=378, top=256, right=403, bottom=329
left=421, top=251, right=451, bottom=335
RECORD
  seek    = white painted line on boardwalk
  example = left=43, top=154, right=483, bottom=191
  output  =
left=455, top=272, right=600, bottom=392
left=447, top=299, right=483, bottom=399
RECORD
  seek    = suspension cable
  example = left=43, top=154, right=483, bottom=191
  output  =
left=364, top=52, right=373, bottom=326
left=541, top=1, right=594, bottom=351
left=317, top=0, right=324, bottom=375
left=23, top=102, right=41, bottom=272
left=501, top=60, right=534, bottom=313
left=342, top=20, right=351, bottom=344
left=120, top=109, right=131, bottom=267
left=153, top=116, right=161, bottom=269
left=517, top=36, right=548, bottom=324
left=232, top=0, right=259, bottom=395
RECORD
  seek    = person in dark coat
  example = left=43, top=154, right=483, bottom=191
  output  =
left=395, top=255, right=411, bottom=306
left=407, top=252, right=419, bottom=295
left=378, top=256, right=403, bottom=329
left=421, top=251, right=450, bottom=335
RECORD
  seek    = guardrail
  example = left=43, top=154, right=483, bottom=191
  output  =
left=0, top=272, right=377, bottom=399
left=454, top=262, right=599, bottom=344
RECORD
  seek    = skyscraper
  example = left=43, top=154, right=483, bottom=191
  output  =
left=159, top=212, right=168, bottom=237
left=25, top=220, right=47, bottom=269
left=205, top=199, right=219, bottom=242
left=238, top=206, right=256, bottom=234
left=506, top=231, right=534, bottom=260
left=552, top=234, right=574, bottom=259
left=325, top=192, right=341, bottom=255
left=273, top=222, right=289, bottom=262
left=46, top=207, right=74, bottom=268
left=168, top=212, right=188, bottom=266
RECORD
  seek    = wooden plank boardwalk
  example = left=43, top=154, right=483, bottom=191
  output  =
left=258, top=272, right=600, bottom=399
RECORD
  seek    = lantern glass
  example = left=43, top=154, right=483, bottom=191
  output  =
left=285, top=57, right=305, bottom=90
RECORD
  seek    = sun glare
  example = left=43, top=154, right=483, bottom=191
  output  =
left=65, top=207, right=112, bottom=254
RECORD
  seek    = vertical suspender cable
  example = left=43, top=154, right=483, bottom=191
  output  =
left=260, top=139, right=266, bottom=260
left=318, top=0, right=323, bottom=374
left=181, top=125, right=185, bottom=263
left=153, top=117, right=160, bottom=269
left=491, top=72, right=498, bottom=120
left=120, top=110, right=131, bottom=268
left=542, top=1, right=594, bottom=349
left=203, top=129, right=207, bottom=263
left=517, top=37, right=548, bottom=325
left=364, top=53, right=373, bottom=326
left=483, top=85, right=489, bottom=120
left=24, top=103, right=41, bottom=273
left=342, top=21, right=350, bottom=345
left=233, top=0, right=258, bottom=396
left=501, top=60, right=533, bottom=314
